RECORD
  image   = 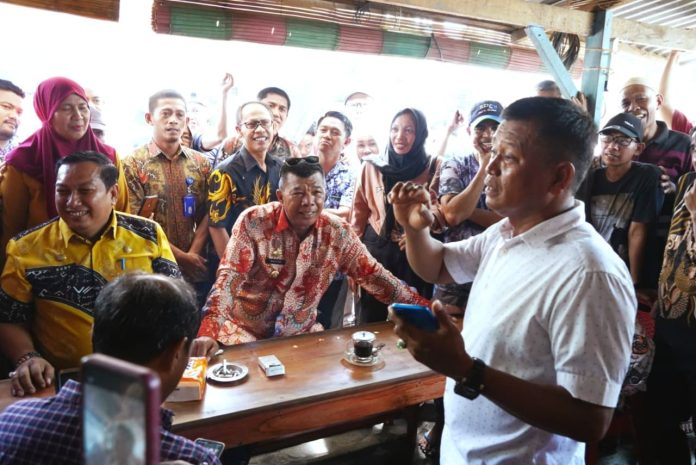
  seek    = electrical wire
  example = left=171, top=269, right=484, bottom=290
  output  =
left=550, top=31, right=581, bottom=69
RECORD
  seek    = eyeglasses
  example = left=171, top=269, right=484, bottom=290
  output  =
left=600, top=135, right=637, bottom=147
left=284, top=156, right=320, bottom=166
left=242, top=119, right=272, bottom=130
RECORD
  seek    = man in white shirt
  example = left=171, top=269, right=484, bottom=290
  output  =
left=388, top=96, right=636, bottom=464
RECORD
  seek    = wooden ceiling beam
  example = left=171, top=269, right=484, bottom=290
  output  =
left=351, top=0, right=696, bottom=49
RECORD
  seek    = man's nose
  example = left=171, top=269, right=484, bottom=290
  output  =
left=487, top=154, right=500, bottom=174
left=66, top=192, right=81, bottom=206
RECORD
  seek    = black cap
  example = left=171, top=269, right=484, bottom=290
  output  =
left=599, top=112, right=643, bottom=142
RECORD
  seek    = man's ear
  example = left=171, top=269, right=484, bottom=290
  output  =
left=109, top=184, right=119, bottom=206
left=655, top=93, right=664, bottom=110
left=551, top=161, right=575, bottom=194
left=276, top=188, right=284, bottom=202
left=145, top=112, right=153, bottom=126
left=236, top=125, right=243, bottom=138
left=344, top=136, right=352, bottom=147
left=635, top=142, right=646, bottom=156
left=156, top=337, right=188, bottom=374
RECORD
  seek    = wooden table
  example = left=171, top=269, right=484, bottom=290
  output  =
left=0, top=322, right=445, bottom=456
left=168, top=321, right=445, bottom=452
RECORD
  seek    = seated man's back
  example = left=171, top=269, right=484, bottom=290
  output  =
left=0, top=273, right=221, bottom=465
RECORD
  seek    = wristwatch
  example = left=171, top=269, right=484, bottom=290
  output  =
left=454, top=357, right=486, bottom=400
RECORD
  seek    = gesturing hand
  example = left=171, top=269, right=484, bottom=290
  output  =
left=388, top=181, right=433, bottom=231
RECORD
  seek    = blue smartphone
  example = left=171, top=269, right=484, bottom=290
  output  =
left=390, top=303, right=439, bottom=331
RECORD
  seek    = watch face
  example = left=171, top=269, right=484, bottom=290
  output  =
left=454, top=382, right=480, bottom=400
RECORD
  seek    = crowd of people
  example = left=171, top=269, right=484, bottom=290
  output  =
left=0, top=54, right=694, bottom=465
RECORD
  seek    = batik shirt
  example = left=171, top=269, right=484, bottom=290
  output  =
left=435, top=153, right=488, bottom=298
left=657, top=172, right=696, bottom=370
left=198, top=202, right=428, bottom=345
left=0, top=137, right=17, bottom=161
left=0, top=212, right=180, bottom=370
left=0, top=380, right=221, bottom=465
left=208, top=147, right=281, bottom=233
left=122, top=141, right=210, bottom=251
left=324, top=158, right=355, bottom=210
left=660, top=172, right=696, bottom=322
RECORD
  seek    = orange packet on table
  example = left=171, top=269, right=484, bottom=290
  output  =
left=167, top=357, right=207, bottom=402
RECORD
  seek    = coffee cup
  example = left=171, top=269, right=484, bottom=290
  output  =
left=352, top=331, right=376, bottom=362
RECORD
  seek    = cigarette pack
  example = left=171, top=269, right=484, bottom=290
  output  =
left=168, top=357, right=208, bottom=402
left=257, top=355, right=285, bottom=377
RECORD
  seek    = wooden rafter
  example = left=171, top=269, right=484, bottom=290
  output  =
left=349, top=0, right=696, bottom=49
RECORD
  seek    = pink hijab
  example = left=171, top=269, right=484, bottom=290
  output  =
left=5, top=77, right=117, bottom=217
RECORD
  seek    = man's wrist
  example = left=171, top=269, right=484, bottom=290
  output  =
left=15, top=351, right=42, bottom=368
left=451, top=353, right=475, bottom=382
left=453, top=357, right=487, bottom=400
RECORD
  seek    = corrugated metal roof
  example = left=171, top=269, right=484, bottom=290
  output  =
left=537, top=0, right=696, bottom=55
left=611, top=0, right=696, bottom=29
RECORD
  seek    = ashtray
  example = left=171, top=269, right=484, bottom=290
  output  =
left=343, top=348, right=383, bottom=367
left=207, top=360, right=249, bottom=383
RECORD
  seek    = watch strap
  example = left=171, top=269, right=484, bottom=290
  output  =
left=454, top=357, right=486, bottom=399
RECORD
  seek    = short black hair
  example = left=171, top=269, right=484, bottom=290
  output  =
left=148, top=89, right=186, bottom=113
left=279, top=159, right=324, bottom=188
left=55, top=151, right=118, bottom=189
left=235, top=101, right=273, bottom=125
left=317, top=111, right=353, bottom=138
left=257, top=87, right=291, bottom=111
left=503, top=97, right=596, bottom=192
left=92, top=273, right=199, bottom=364
left=0, top=79, right=25, bottom=98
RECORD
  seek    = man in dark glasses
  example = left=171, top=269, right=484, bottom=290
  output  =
left=198, top=156, right=428, bottom=346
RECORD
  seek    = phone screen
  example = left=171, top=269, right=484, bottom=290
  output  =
left=56, top=368, right=80, bottom=391
left=194, top=438, right=226, bottom=458
left=82, top=354, right=160, bottom=465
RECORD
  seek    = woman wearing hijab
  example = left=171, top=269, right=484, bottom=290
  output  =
left=351, top=108, right=444, bottom=324
left=0, top=77, right=129, bottom=267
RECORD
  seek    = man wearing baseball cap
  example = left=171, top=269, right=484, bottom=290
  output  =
left=437, top=100, right=504, bottom=308
left=579, top=112, right=663, bottom=289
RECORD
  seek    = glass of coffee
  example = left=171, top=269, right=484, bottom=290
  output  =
left=352, top=331, right=376, bottom=363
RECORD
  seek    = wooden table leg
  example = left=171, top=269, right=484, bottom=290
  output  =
left=402, top=404, right=420, bottom=463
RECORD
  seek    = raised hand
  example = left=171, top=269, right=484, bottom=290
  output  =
left=388, top=181, right=434, bottom=231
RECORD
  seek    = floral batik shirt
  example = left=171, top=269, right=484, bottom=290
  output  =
left=198, top=202, right=429, bottom=345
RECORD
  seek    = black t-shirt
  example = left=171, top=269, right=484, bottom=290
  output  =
left=579, top=162, right=663, bottom=268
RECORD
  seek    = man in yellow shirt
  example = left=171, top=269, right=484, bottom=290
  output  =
left=0, top=151, right=181, bottom=397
